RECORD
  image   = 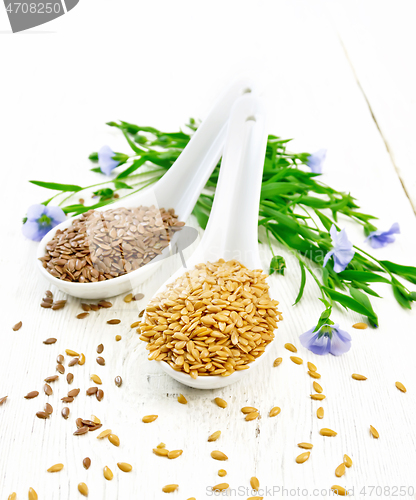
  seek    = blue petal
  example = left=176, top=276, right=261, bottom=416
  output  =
left=26, top=204, right=46, bottom=221
left=329, top=327, right=352, bottom=356
left=98, top=145, right=120, bottom=176
left=45, top=205, right=66, bottom=225
left=367, top=223, right=400, bottom=249
left=299, top=326, right=331, bottom=355
left=22, top=221, right=45, bottom=241
left=307, top=149, right=327, bottom=174
left=323, top=249, right=334, bottom=267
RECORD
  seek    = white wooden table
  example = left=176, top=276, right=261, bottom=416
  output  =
left=1, top=1, right=416, bottom=499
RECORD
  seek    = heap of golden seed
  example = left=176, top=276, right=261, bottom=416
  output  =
left=139, top=259, right=280, bottom=378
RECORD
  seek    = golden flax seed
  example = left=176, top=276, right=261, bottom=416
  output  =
left=211, top=450, right=228, bottom=461
left=47, top=463, right=64, bottom=473
left=320, top=428, right=337, bottom=437
left=352, top=373, right=367, bottom=381
left=344, top=454, right=353, bottom=468
left=142, top=415, right=158, bottom=423
left=269, top=407, right=281, bottom=417
left=395, top=381, right=406, bottom=393
left=284, top=343, right=297, bottom=353
left=296, top=452, right=310, bottom=464
left=208, top=431, right=221, bottom=442
left=370, top=425, right=379, bottom=439
left=335, top=463, right=346, bottom=478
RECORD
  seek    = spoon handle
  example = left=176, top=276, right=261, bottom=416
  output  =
left=200, top=95, right=268, bottom=263
left=154, top=78, right=256, bottom=220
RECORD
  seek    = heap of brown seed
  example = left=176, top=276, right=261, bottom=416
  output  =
left=39, top=205, right=184, bottom=283
left=139, top=259, right=280, bottom=378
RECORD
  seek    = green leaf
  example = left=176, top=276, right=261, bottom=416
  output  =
left=29, top=180, right=83, bottom=192
left=90, top=167, right=102, bottom=173
left=88, top=152, right=98, bottom=161
left=113, top=181, right=133, bottom=190
left=261, top=182, right=303, bottom=198
left=269, top=255, right=286, bottom=276
left=192, top=203, right=209, bottom=229
left=380, top=261, right=416, bottom=285
left=391, top=278, right=412, bottom=309
left=337, top=270, right=390, bottom=284
left=323, top=287, right=378, bottom=327
left=293, top=259, right=306, bottom=305
left=115, top=157, right=147, bottom=179
left=349, top=287, right=379, bottom=322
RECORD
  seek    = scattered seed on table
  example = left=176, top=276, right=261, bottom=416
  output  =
left=269, top=407, right=281, bottom=417
left=86, top=387, right=98, bottom=396
left=76, top=313, right=89, bottom=319
left=208, top=431, right=221, bottom=442
left=298, top=443, right=313, bottom=450
left=43, top=338, right=57, bottom=345
left=41, top=301, right=52, bottom=308
left=96, top=389, right=104, bottom=401
left=47, top=463, right=64, bottom=473
left=214, top=397, right=227, bottom=408
left=45, top=375, right=59, bottom=383
left=57, top=364, right=65, bottom=373
left=331, top=485, right=348, bottom=496
left=352, top=373, right=367, bottom=381
left=335, top=463, right=346, bottom=478
left=320, top=428, right=337, bottom=437
left=8, top=493, right=16, bottom=500
left=96, top=357, right=105, bottom=366
left=313, top=381, right=323, bottom=393
left=90, top=304, right=99, bottom=311
left=81, top=303, right=91, bottom=312
left=91, top=374, right=102, bottom=384
left=66, top=349, right=79, bottom=357
left=91, top=415, right=101, bottom=424
left=44, top=403, right=53, bottom=415
left=162, top=484, right=178, bottom=493
left=296, top=452, right=310, bottom=464
left=97, top=429, right=112, bottom=439
left=36, top=411, right=49, bottom=419
left=117, top=462, right=133, bottom=472
left=177, top=394, right=187, bottom=404
left=0, top=396, right=8, bottom=406
left=78, top=353, right=86, bottom=365
left=353, top=322, right=368, bottom=329
left=68, top=388, right=80, bottom=398
left=133, top=293, right=144, bottom=301
left=317, top=407, right=324, bottom=419
left=131, top=321, right=140, bottom=328
left=24, top=391, right=39, bottom=399
left=103, top=466, right=113, bottom=480
left=218, top=469, right=227, bottom=477
left=68, top=358, right=79, bottom=367
left=284, top=343, right=297, bottom=353
left=107, top=319, right=121, bottom=325
left=108, top=434, right=120, bottom=447
left=97, top=344, right=104, bottom=354
left=153, top=448, right=169, bottom=457
left=74, top=426, right=89, bottom=436
left=245, top=411, right=259, bottom=421
left=307, top=361, right=317, bottom=372
left=157, top=442, right=166, bottom=449
left=311, top=394, right=326, bottom=401
left=343, top=454, right=353, bottom=468
left=308, top=371, right=321, bottom=379
left=142, top=415, right=158, bottom=423
left=138, top=309, right=144, bottom=317
left=45, top=291, right=53, bottom=297
left=124, top=293, right=133, bottom=303
left=273, top=357, right=282, bottom=367
left=115, top=376, right=122, bottom=387
left=12, top=321, right=22, bottom=331
left=290, top=356, right=303, bottom=365
left=212, top=483, right=229, bottom=492
left=61, top=397, right=74, bottom=403
left=211, top=450, right=228, bottom=461
left=168, top=450, right=183, bottom=459
left=62, top=407, right=70, bottom=419
left=370, top=425, right=379, bottom=438
left=52, top=301, right=66, bottom=311
left=28, top=487, right=38, bottom=500
left=83, top=457, right=91, bottom=469
left=76, top=418, right=83, bottom=428
left=56, top=354, right=64, bottom=364
left=67, top=373, right=74, bottom=384
left=241, top=407, right=258, bottom=414
left=250, top=477, right=260, bottom=490
left=98, top=300, right=112, bottom=308
left=78, top=482, right=88, bottom=497
left=115, top=335, right=122, bottom=341
left=44, top=384, right=53, bottom=396
left=395, top=381, right=407, bottom=393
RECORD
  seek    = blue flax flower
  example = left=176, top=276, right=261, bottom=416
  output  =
left=366, top=222, right=400, bottom=249
left=98, top=145, right=120, bottom=175
left=307, top=149, right=327, bottom=174
left=323, top=225, right=355, bottom=273
left=22, top=204, right=66, bottom=242
left=300, top=323, right=352, bottom=356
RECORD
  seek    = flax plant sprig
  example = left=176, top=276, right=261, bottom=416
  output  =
left=27, top=118, right=416, bottom=333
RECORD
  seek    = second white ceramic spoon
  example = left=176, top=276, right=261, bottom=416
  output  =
left=146, top=94, right=272, bottom=389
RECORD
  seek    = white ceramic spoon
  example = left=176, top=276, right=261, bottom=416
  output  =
left=36, top=79, right=255, bottom=299
left=148, top=94, right=270, bottom=389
